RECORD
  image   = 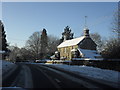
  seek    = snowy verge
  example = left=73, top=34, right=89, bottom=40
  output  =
left=43, top=64, right=120, bottom=84
left=0, top=60, right=16, bottom=74
left=0, top=60, right=17, bottom=87
left=0, top=60, right=2, bottom=87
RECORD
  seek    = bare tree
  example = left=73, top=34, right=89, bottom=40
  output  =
left=101, top=7, right=120, bottom=59
left=19, top=47, right=34, bottom=60
left=8, top=45, right=20, bottom=62
left=25, top=27, right=61, bottom=60
left=90, top=33, right=104, bottom=52
left=101, top=38, right=120, bottom=59
left=26, top=31, right=41, bottom=59
left=47, top=35, right=60, bottom=56
left=111, top=9, right=120, bottom=39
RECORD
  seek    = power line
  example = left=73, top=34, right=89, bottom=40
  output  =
left=7, top=37, right=27, bottom=42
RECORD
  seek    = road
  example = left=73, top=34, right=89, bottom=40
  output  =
left=2, top=63, right=119, bottom=89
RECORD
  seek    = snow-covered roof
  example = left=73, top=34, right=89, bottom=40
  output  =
left=78, top=48, right=101, bottom=58
left=50, top=55, right=55, bottom=58
left=0, top=50, right=5, bottom=54
left=57, top=36, right=85, bottom=48
left=71, top=48, right=77, bottom=52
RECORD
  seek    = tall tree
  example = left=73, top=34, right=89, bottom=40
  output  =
left=40, top=28, right=48, bottom=59
left=101, top=7, right=120, bottom=59
left=60, top=26, right=74, bottom=43
left=0, top=20, right=8, bottom=51
left=19, top=47, right=34, bottom=60
left=0, top=20, right=8, bottom=59
left=47, top=35, right=60, bottom=56
left=111, top=6, right=120, bottom=40
left=8, top=45, right=20, bottom=62
left=26, top=29, right=60, bottom=60
left=90, top=33, right=104, bottom=52
left=26, top=31, right=41, bottom=59
left=101, top=38, right=120, bottom=59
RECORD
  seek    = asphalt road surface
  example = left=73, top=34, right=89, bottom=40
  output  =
left=2, top=63, right=119, bottom=89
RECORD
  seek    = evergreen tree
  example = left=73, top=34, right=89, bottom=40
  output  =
left=40, top=28, right=48, bottom=59
left=0, top=20, right=8, bottom=59
left=60, top=26, right=74, bottom=43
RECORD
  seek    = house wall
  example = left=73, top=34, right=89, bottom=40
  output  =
left=58, top=45, right=78, bottom=60
left=79, top=37, right=97, bottom=50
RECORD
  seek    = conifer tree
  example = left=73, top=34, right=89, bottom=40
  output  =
left=40, top=28, right=48, bottom=59
left=0, top=20, right=8, bottom=59
left=60, top=26, right=74, bottom=43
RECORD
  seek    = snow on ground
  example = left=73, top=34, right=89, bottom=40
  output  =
left=1, top=60, right=16, bottom=74
left=0, top=60, right=2, bottom=73
left=0, top=60, right=2, bottom=87
left=44, top=64, right=120, bottom=84
left=0, top=60, right=17, bottom=86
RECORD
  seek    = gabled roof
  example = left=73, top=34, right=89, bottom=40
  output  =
left=57, top=36, right=85, bottom=48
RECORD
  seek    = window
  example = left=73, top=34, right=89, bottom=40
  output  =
left=65, top=48, right=66, bottom=53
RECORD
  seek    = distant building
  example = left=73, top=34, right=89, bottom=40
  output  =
left=57, top=28, right=101, bottom=60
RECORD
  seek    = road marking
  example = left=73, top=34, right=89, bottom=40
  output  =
left=34, top=65, right=61, bottom=89
left=55, top=78, right=61, bottom=83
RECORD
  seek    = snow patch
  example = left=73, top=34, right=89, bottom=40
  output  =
left=0, top=50, right=5, bottom=54
left=1, top=60, right=17, bottom=86
left=1, top=60, right=16, bottom=74
left=45, top=64, right=119, bottom=84
left=78, top=48, right=102, bottom=59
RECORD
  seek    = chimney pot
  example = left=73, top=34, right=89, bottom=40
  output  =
left=84, top=28, right=89, bottom=37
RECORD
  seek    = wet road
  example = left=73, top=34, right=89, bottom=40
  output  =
left=2, top=63, right=86, bottom=89
left=2, top=63, right=119, bottom=89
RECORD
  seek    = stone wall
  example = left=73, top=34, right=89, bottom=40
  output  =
left=58, top=45, right=78, bottom=60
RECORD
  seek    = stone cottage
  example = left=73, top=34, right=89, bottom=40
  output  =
left=57, top=28, right=101, bottom=60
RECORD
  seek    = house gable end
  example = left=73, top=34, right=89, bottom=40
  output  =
left=78, top=37, right=97, bottom=50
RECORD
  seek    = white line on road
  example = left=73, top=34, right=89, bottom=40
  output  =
left=33, top=65, right=61, bottom=89
left=55, top=78, right=61, bottom=83
left=39, top=65, right=99, bottom=88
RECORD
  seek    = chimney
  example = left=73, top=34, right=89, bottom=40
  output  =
left=84, top=28, right=89, bottom=37
left=63, top=35, right=67, bottom=41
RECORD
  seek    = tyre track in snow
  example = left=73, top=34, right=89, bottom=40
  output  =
left=2, top=64, right=21, bottom=87
left=2, top=64, right=33, bottom=88
left=27, top=64, right=60, bottom=89
left=27, top=64, right=87, bottom=89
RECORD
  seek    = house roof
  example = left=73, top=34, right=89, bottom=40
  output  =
left=78, top=48, right=101, bottom=58
left=57, top=36, right=85, bottom=48
left=0, top=50, right=5, bottom=54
